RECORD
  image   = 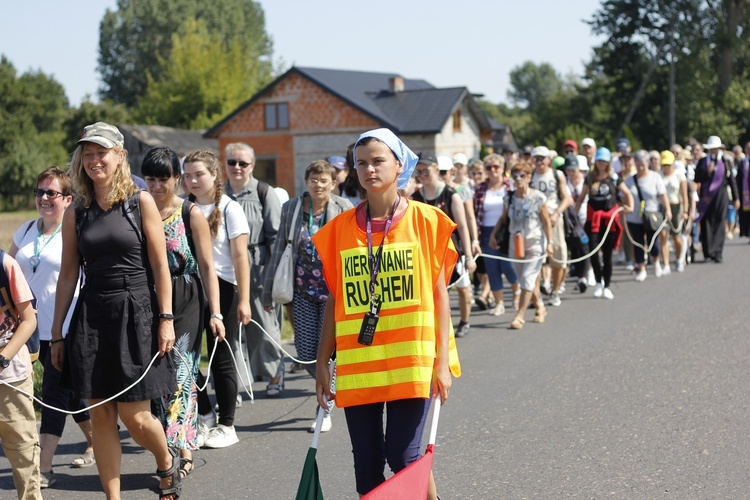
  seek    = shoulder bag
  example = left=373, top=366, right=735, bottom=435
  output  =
left=271, top=199, right=302, bottom=305
left=633, top=175, right=664, bottom=233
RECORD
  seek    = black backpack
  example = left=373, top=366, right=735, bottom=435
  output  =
left=0, top=249, right=39, bottom=362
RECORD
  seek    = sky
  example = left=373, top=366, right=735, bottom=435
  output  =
left=0, top=0, right=605, bottom=107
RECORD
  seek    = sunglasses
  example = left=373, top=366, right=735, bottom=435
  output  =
left=414, top=168, right=431, bottom=177
left=485, top=164, right=502, bottom=170
left=532, top=156, right=546, bottom=162
left=227, top=159, right=253, bottom=168
left=438, top=170, right=449, bottom=175
left=33, top=188, right=64, bottom=198
left=512, top=173, right=527, bottom=180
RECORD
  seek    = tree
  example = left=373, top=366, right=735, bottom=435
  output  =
left=134, top=18, right=272, bottom=129
left=0, top=57, right=68, bottom=210
left=64, top=97, right=131, bottom=146
left=507, top=62, right=565, bottom=111
left=98, top=0, right=273, bottom=108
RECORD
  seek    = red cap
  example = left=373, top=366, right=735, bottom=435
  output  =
left=563, top=140, right=578, bottom=152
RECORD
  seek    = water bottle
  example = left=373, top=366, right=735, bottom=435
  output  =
left=575, top=224, right=589, bottom=245
left=513, top=232, right=525, bottom=259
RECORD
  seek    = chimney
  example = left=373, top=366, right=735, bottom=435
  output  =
left=389, top=76, right=404, bottom=93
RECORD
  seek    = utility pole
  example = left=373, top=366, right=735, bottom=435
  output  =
left=669, top=41, right=676, bottom=146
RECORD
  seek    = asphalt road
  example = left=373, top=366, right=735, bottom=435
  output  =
left=2, top=239, right=749, bottom=499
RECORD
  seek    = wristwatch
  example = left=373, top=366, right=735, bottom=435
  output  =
left=210, top=313, right=224, bottom=321
left=0, top=355, right=10, bottom=369
left=159, top=313, right=174, bottom=320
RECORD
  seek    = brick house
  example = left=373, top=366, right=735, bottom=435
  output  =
left=204, top=66, right=513, bottom=196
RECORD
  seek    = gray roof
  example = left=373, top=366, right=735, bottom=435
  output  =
left=205, top=66, right=493, bottom=137
left=120, top=125, right=217, bottom=155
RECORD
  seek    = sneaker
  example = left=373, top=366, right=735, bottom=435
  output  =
left=635, top=269, right=647, bottom=282
left=236, top=393, right=243, bottom=407
left=654, top=261, right=663, bottom=278
left=676, top=260, right=685, bottom=273
left=662, top=264, right=671, bottom=276
left=197, top=411, right=216, bottom=448
left=593, top=282, right=603, bottom=298
left=557, top=284, right=566, bottom=295
left=203, top=424, right=239, bottom=449
left=455, top=321, right=470, bottom=338
left=548, top=292, right=561, bottom=307
left=587, top=268, right=596, bottom=287
left=625, top=261, right=635, bottom=272
left=540, top=282, right=552, bottom=296
left=603, top=287, right=614, bottom=300
left=309, top=413, right=333, bottom=433
left=290, top=361, right=303, bottom=373
left=577, top=278, right=588, bottom=294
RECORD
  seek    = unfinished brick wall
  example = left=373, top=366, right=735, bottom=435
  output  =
left=214, top=72, right=379, bottom=194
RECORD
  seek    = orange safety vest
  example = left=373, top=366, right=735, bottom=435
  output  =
left=312, top=201, right=461, bottom=408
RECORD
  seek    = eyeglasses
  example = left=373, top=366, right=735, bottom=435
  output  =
left=414, top=168, right=431, bottom=177
left=306, top=178, right=332, bottom=186
left=227, top=159, right=253, bottom=168
left=533, top=156, right=546, bottom=162
left=485, top=164, right=502, bottom=170
left=512, top=173, right=527, bottom=180
left=33, top=188, right=64, bottom=198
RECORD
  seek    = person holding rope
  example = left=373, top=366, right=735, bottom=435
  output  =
left=142, top=147, right=225, bottom=476
left=412, top=155, right=476, bottom=337
left=50, top=122, right=181, bottom=499
left=313, top=128, right=460, bottom=498
left=490, top=161, right=553, bottom=329
left=575, top=147, right=633, bottom=299
left=9, top=167, right=94, bottom=489
left=183, top=150, right=251, bottom=450
left=262, top=159, right=352, bottom=433
left=658, top=150, right=689, bottom=273
left=624, top=150, right=672, bottom=282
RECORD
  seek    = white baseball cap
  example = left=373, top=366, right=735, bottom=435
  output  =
left=452, top=153, right=468, bottom=166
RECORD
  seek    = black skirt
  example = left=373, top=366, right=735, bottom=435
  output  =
left=65, top=274, right=176, bottom=402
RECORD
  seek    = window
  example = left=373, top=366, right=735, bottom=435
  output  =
left=254, top=158, right=277, bottom=186
left=265, top=103, right=289, bottom=130
left=452, top=110, right=462, bottom=132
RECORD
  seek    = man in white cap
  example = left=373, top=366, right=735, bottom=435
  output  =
left=530, top=146, right=573, bottom=306
left=581, top=138, right=596, bottom=167
left=693, top=136, right=739, bottom=263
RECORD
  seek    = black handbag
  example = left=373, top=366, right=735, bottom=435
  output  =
left=633, top=175, right=664, bottom=232
left=494, top=191, right=514, bottom=254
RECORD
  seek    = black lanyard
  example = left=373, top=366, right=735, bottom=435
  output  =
left=365, top=195, right=401, bottom=299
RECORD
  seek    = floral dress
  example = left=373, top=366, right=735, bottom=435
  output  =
left=153, top=201, right=204, bottom=450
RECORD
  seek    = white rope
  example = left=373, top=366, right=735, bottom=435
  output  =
left=623, top=215, right=671, bottom=253
left=476, top=206, right=625, bottom=265
left=0, top=352, right=162, bottom=415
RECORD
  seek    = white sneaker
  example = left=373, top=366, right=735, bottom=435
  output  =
left=603, top=288, right=614, bottom=300
left=654, top=261, right=663, bottom=278
left=593, top=282, right=603, bottom=298
left=587, top=268, right=596, bottom=287
left=635, top=269, right=647, bottom=282
left=625, top=262, right=635, bottom=272
left=676, top=260, right=685, bottom=273
left=557, top=284, right=566, bottom=295
left=548, top=292, right=561, bottom=307
left=309, top=413, right=332, bottom=433
left=203, top=424, right=239, bottom=449
left=196, top=411, right=216, bottom=448
left=662, top=264, right=671, bottom=276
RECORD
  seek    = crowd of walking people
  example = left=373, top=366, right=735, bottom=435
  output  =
left=0, top=122, right=747, bottom=499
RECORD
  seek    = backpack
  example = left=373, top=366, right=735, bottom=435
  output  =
left=0, top=249, right=39, bottom=362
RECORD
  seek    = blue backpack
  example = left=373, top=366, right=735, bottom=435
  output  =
left=0, top=249, right=40, bottom=362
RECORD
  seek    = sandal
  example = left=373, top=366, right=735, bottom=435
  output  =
left=40, top=470, right=56, bottom=489
left=156, top=447, right=182, bottom=499
left=474, top=296, right=488, bottom=310
left=71, top=449, right=96, bottom=468
left=266, top=372, right=284, bottom=397
left=179, top=458, right=194, bottom=479
left=533, top=307, right=547, bottom=323
left=509, top=318, right=525, bottom=330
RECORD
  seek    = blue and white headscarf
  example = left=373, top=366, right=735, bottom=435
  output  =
left=353, top=128, right=419, bottom=190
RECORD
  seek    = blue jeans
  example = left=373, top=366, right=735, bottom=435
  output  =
left=480, top=226, right=517, bottom=291
left=344, top=397, right=432, bottom=494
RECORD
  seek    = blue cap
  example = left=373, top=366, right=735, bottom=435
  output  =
left=615, top=138, right=630, bottom=151
left=327, top=155, right=347, bottom=170
left=594, top=147, right=612, bottom=162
